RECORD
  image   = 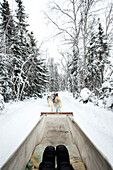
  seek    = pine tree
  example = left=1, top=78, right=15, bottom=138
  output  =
left=54, top=64, right=60, bottom=92
left=15, top=0, right=29, bottom=41
left=86, top=32, right=101, bottom=91
left=0, top=0, right=16, bottom=101
left=10, top=0, right=29, bottom=100
left=24, top=57, right=48, bottom=98
left=86, top=20, right=109, bottom=96
left=96, top=22, right=109, bottom=84
left=47, top=58, right=55, bottom=92
left=0, top=0, right=48, bottom=101
left=67, top=47, right=79, bottom=96
left=0, top=0, right=14, bottom=53
left=12, top=30, right=48, bottom=99
left=13, top=0, right=29, bottom=62
left=22, top=32, right=48, bottom=99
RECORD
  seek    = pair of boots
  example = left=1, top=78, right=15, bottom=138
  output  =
left=39, top=145, right=74, bottom=170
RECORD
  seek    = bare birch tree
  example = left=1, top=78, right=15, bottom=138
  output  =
left=105, top=2, right=113, bottom=51
left=45, top=0, right=83, bottom=93
left=80, top=0, right=98, bottom=87
left=45, top=0, right=112, bottom=93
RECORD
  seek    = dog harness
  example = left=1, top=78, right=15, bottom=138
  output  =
left=55, top=102, right=60, bottom=112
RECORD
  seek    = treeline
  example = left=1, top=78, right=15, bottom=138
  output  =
left=45, top=0, right=113, bottom=101
left=0, top=0, right=48, bottom=102
left=0, top=0, right=113, bottom=105
left=46, top=57, right=66, bottom=93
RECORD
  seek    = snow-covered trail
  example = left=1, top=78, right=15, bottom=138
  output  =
left=0, top=92, right=113, bottom=168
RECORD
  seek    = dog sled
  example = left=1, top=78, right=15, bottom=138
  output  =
left=1, top=113, right=113, bottom=170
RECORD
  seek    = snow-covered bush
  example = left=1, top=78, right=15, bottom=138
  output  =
left=0, top=94, right=5, bottom=111
left=74, top=92, right=80, bottom=99
left=89, top=93, right=99, bottom=106
left=101, top=81, right=113, bottom=108
left=106, top=94, right=113, bottom=108
left=80, top=88, right=92, bottom=103
left=102, top=81, right=112, bottom=89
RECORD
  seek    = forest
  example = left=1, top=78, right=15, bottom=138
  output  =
left=0, top=0, right=113, bottom=107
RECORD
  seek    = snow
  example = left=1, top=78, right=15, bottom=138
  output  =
left=102, top=81, right=112, bottom=89
left=106, top=95, right=113, bottom=107
left=0, top=92, right=113, bottom=168
left=0, top=94, right=5, bottom=110
left=0, top=94, right=4, bottom=100
left=80, top=88, right=92, bottom=101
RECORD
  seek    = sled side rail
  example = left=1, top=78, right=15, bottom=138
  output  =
left=41, top=112, right=73, bottom=116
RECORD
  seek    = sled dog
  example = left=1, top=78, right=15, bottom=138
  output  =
left=47, top=95, right=54, bottom=112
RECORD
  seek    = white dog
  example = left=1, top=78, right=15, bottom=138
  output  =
left=47, top=95, right=54, bottom=112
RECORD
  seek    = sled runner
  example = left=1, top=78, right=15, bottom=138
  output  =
left=41, top=112, right=73, bottom=116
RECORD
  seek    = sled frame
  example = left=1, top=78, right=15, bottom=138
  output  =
left=41, top=112, right=73, bottom=116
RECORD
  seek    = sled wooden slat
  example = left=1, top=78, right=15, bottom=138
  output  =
left=41, top=112, right=73, bottom=116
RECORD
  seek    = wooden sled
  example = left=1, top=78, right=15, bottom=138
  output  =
left=41, top=112, right=73, bottom=116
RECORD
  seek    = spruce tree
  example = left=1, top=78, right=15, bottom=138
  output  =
left=0, top=0, right=15, bottom=101
left=22, top=32, right=48, bottom=99
left=86, top=32, right=101, bottom=91
left=86, top=21, right=109, bottom=96
left=11, top=0, right=29, bottom=100
left=96, top=22, right=109, bottom=84
left=0, top=0, right=48, bottom=100
left=54, top=64, right=59, bottom=92
left=67, top=47, right=79, bottom=96
left=24, top=57, right=48, bottom=98
left=0, top=0, right=13, bottom=53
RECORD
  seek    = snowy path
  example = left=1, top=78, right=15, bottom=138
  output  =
left=0, top=92, right=113, bottom=168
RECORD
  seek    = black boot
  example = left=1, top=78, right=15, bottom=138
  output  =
left=56, top=145, right=74, bottom=170
left=39, top=146, right=55, bottom=170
